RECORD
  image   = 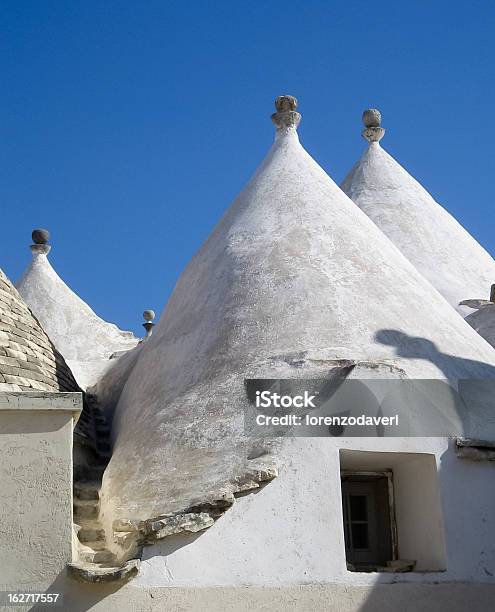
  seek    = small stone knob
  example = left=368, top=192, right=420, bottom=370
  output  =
left=362, top=109, right=382, bottom=128
left=32, top=228, right=50, bottom=245
left=143, top=310, right=155, bottom=322
left=271, top=95, right=301, bottom=130
left=143, top=310, right=156, bottom=338
left=362, top=108, right=385, bottom=143
left=275, top=95, right=298, bottom=113
left=30, top=228, right=51, bottom=255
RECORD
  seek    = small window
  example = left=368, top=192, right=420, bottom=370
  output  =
left=341, top=472, right=396, bottom=571
left=340, top=450, right=447, bottom=573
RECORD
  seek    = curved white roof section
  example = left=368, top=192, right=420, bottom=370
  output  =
left=101, top=97, right=495, bottom=524
left=341, top=111, right=495, bottom=316
left=16, top=236, right=138, bottom=388
left=94, top=340, right=144, bottom=424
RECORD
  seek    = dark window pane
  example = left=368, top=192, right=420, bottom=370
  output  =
left=351, top=523, right=369, bottom=549
left=349, top=495, right=368, bottom=521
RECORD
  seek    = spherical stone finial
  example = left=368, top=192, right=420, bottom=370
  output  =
left=275, top=95, right=298, bottom=113
left=361, top=109, right=385, bottom=143
left=32, top=228, right=50, bottom=245
left=143, top=310, right=156, bottom=322
left=362, top=108, right=382, bottom=128
left=30, top=228, right=51, bottom=255
left=142, top=309, right=156, bottom=339
left=271, top=94, right=301, bottom=131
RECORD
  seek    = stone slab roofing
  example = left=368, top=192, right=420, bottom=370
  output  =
left=0, top=267, right=79, bottom=393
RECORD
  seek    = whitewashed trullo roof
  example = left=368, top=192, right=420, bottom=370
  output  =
left=16, top=229, right=138, bottom=388
left=100, top=96, right=495, bottom=524
left=341, top=109, right=495, bottom=317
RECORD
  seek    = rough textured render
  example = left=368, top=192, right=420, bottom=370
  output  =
left=16, top=240, right=138, bottom=389
left=0, top=392, right=81, bottom=589
left=0, top=267, right=79, bottom=392
left=94, top=341, right=144, bottom=423
left=100, top=97, right=495, bottom=530
left=341, top=111, right=495, bottom=317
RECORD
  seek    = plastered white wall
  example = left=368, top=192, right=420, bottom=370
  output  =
left=134, top=437, right=495, bottom=588
left=15, top=581, right=495, bottom=612
left=0, top=392, right=81, bottom=590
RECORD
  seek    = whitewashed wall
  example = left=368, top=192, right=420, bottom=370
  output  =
left=134, top=437, right=495, bottom=588
left=0, top=392, right=81, bottom=590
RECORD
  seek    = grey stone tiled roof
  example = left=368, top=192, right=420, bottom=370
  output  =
left=0, top=267, right=79, bottom=392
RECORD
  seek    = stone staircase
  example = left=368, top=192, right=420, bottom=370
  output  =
left=67, top=392, right=269, bottom=583
left=68, top=394, right=140, bottom=583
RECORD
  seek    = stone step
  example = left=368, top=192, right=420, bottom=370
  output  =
left=78, top=526, right=106, bottom=543
left=81, top=540, right=108, bottom=551
left=67, top=559, right=140, bottom=584
left=74, top=499, right=99, bottom=520
left=74, top=482, right=100, bottom=501
left=79, top=548, right=117, bottom=564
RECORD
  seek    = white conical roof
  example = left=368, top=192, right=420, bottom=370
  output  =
left=16, top=231, right=138, bottom=388
left=341, top=109, right=495, bottom=316
left=101, top=96, right=495, bottom=524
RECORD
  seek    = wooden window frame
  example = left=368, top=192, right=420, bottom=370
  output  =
left=341, top=470, right=398, bottom=563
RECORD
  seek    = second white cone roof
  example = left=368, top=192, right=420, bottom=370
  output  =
left=341, top=125, right=495, bottom=316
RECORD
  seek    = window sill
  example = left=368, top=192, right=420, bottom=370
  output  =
left=347, top=560, right=416, bottom=573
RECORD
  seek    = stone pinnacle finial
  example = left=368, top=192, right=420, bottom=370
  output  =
left=30, top=228, right=51, bottom=255
left=271, top=95, right=301, bottom=131
left=362, top=108, right=385, bottom=143
left=143, top=309, right=156, bottom=338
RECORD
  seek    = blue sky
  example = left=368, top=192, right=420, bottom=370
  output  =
left=2, top=1, right=495, bottom=335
